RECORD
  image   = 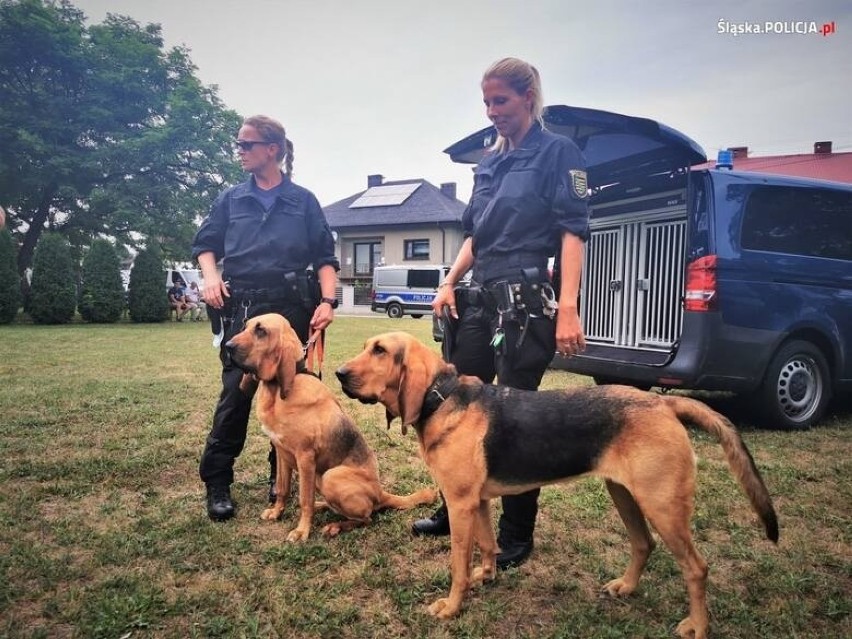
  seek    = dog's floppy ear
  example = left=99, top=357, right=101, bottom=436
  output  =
left=276, top=325, right=304, bottom=399
left=398, top=340, right=432, bottom=428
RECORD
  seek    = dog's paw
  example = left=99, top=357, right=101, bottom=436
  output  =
left=427, top=597, right=459, bottom=619
left=676, top=616, right=707, bottom=639
left=286, top=528, right=309, bottom=543
left=321, top=523, right=342, bottom=537
left=470, top=565, right=495, bottom=587
left=261, top=507, right=283, bottom=521
left=601, top=577, right=636, bottom=597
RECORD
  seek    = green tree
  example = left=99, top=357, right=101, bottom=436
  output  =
left=79, top=238, right=124, bottom=323
left=0, top=229, right=21, bottom=323
left=128, top=245, right=168, bottom=323
left=29, top=232, right=76, bottom=324
left=0, top=0, right=242, bottom=290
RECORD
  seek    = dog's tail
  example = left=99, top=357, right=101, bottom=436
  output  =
left=663, top=395, right=779, bottom=543
left=379, top=487, right=439, bottom=511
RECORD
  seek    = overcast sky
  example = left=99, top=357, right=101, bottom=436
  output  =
left=73, top=0, right=851, bottom=206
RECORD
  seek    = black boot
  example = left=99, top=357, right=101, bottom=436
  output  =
left=496, top=533, right=534, bottom=570
left=411, top=503, right=450, bottom=536
left=206, top=484, right=235, bottom=522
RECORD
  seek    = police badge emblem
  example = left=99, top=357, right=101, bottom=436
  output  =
left=569, top=170, right=588, bottom=198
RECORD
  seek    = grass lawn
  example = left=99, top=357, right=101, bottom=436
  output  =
left=0, top=315, right=849, bottom=638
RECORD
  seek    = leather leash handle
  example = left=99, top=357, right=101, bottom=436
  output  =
left=305, top=328, right=325, bottom=377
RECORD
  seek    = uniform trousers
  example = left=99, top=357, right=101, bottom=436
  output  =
left=449, top=300, right=556, bottom=541
left=199, top=298, right=311, bottom=488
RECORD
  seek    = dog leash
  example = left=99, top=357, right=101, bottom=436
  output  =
left=304, top=329, right=325, bottom=377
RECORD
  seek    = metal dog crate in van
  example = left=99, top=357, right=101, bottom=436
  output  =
left=582, top=189, right=687, bottom=354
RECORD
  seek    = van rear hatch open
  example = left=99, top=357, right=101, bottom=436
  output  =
left=443, top=104, right=706, bottom=188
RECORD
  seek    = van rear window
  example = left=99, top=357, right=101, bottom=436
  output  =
left=741, top=186, right=852, bottom=260
left=408, top=269, right=440, bottom=288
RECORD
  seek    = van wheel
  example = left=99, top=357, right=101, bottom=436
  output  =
left=386, top=303, right=404, bottom=319
left=757, top=340, right=831, bottom=430
left=411, top=314, right=424, bottom=319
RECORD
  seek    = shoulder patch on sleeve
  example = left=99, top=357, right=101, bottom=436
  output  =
left=569, top=170, right=588, bottom=199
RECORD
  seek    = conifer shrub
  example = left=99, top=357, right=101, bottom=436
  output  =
left=79, top=239, right=125, bottom=323
left=29, top=233, right=77, bottom=324
left=0, top=229, right=22, bottom=324
left=128, top=245, right=169, bottom=323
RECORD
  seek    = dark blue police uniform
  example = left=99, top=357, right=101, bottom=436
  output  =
left=452, top=121, right=590, bottom=543
left=192, top=173, right=339, bottom=489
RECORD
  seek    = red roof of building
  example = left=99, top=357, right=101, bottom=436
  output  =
left=693, top=145, right=852, bottom=184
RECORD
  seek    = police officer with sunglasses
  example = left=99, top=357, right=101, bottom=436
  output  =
left=193, top=115, right=339, bottom=521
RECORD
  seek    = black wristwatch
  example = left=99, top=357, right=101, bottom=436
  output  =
left=320, top=296, right=339, bottom=309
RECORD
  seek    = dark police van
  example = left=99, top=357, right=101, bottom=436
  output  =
left=444, top=105, right=851, bottom=429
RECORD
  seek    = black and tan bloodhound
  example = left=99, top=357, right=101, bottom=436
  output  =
left=335, top=331, right=778, bottom=639
left=225, top=315, right=436, bottom=542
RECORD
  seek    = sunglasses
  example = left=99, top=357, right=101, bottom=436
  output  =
left=235, top=140, right=272, bottom=151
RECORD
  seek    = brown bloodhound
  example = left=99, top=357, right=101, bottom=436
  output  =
left=226, top=315, right=436, bottom=541
left=336, top=331, right=778, bottom=639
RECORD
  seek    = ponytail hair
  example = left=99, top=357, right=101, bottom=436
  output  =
left=482, top=57, right=545, bottom=154
left=242, top=114, right=294, bottom=176
left=283, top=138, right=294, bottom=177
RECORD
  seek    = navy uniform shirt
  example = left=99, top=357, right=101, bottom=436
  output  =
left=463, top=122, right=590, bottom=281
left=192, top=173, right=339, bottom=287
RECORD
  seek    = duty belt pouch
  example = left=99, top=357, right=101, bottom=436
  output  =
left=305, top=270, right=322, bottom=307
left=284, top=271, right=318, bottom=310
left=520, top=267, right=547, bottom=315
left=283, top=272, right=303, bottom=307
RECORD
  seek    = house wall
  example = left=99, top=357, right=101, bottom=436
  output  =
left=336, top=225, right=464, bottom=280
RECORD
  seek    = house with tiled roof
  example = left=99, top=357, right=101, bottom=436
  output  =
left=693, top=141, right=852, bottom=182
left=323, top=174, right=466, bottom=285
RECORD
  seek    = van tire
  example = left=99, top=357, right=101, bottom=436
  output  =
left=411, top=314, right=424, bottom=319
left=386, top=303, right=404, bottom=319
left=757, top=340, right=831, bottom=430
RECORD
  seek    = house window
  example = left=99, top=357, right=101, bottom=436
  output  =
left=404, top=239, right=430, bottom=261
left=354, top=242, right=382, bottom=275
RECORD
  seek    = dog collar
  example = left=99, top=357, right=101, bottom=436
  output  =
left=419, top=372, right=460, bottom=423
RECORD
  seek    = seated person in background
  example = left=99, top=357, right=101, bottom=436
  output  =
left=185, top=281, right=206, bottom=321
left=168, top=280, right=191, bottom=321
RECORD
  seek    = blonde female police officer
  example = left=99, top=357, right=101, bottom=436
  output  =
left=193, top=115, right=339, bottom=521
left=413, top=58, right=590, bottom=569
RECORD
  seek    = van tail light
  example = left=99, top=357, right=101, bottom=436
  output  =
left=684, top=255, right=717, bottom=312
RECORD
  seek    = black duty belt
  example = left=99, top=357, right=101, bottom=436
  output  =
left=472, top=251, right=548, bottom=285
left=228, top=285, right=299, bottom=303
left=457, top=271, right=553, bottom=317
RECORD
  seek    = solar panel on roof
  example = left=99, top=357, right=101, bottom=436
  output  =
left=349, top=182, right=421, bottom=208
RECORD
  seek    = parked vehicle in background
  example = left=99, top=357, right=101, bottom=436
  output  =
left=443, top=105, right=852, bottom=430
left=371, top=264, right=448, bottom=318
left=165, top=268, right=202, bottom=289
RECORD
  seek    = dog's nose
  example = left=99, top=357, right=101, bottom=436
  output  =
left=224, top=339, right=235, bottom=352
left=335, top=368, right=349, bottom=383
